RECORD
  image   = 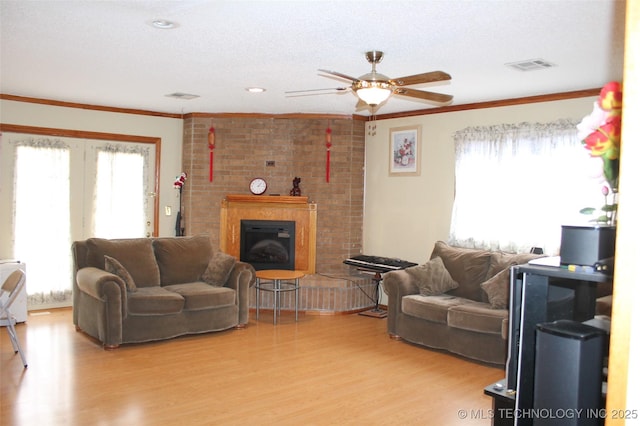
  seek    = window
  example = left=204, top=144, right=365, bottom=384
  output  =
left=13, top=140, right=73, bottom=306
left=92, top=144, right=150, bottom=238
left=449, top=119, right=603, bottom=255
left=1, top=134, right=155, bottom=309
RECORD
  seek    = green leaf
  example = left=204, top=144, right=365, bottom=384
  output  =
left=580, top=207, right=596, bottom=215
left=595, top=215, right=609, bottom=223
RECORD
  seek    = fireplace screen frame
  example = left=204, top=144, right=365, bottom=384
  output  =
left=240, top=219, right=296, bottom=271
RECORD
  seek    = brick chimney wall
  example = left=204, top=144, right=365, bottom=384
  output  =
left=181, top=115, right=366, bottom=274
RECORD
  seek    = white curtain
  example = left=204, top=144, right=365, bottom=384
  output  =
left=10, top=139, right=151, bottom=309
left=13, top=139, right=73, bottom=306
left=450, top=119, right=605, bottom=255
left=92, top=144, right=149, bottom=238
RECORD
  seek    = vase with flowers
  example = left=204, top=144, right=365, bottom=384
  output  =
left=576, top=81, right=623, bottom=226
left=559, top=82, right=622, bottom=267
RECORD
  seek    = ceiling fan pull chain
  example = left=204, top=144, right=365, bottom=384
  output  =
left=368, top=111, right=377, bottom=136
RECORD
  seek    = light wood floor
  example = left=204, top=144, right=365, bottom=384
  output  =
left=1, top=308, right=503, bottom=425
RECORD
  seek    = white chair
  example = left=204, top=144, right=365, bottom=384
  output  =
left=1, top=269, right=27, bottom=368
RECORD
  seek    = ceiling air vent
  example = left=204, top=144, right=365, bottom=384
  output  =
left=506, top=59, right=555, bottom=71
left=165, top=92, right=200, bottom=100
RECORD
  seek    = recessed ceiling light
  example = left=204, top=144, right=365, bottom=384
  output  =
left=149, top=19, right=178, bottom=29
left=246, top=87, right=266, bottom=93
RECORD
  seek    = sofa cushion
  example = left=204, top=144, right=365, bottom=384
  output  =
left=502, top=318, right=509, bottom=340
left=153, top=235, right=213, bottom=286
left=127, top=287, right=185, bottom=315
left=402, top=294, right=470, bottom=324
left=486, top=251, right=545, bottom=280
left=447, top=301, right=507, bottom=335
left=480, top=268, right=511, bottom=309
left=86, top=238, right=161, bottom=287
left=104, top=255, right=137, bottom=292
left=430, top=241, right=491, bottom=301
left=164, top=282, right=236, bottom=310
left=201, top=251, right=237, bottom=287
left=406, top=256, right=459, bottom=296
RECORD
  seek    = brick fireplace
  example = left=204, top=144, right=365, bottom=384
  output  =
left=180, top=114, right=373, bottom=313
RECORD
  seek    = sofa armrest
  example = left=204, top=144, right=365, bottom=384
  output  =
left=76, top=267, right=127, bottom=319
left=382, top=270, right=420, bottom=336
left=223, top=261, right=256, bottom=325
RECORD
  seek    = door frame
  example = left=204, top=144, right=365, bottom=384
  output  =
left=0, top=123, right=161, bottom=237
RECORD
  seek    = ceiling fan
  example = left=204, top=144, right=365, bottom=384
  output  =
left=286, top=50, right=453, bottom=109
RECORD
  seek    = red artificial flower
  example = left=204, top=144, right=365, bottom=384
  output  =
left=598, top=81, right=623, bottom=115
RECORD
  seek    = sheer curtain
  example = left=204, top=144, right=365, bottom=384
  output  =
left=10, top=139, right=151, bottom=309
left=449, top=119, right=604, bottom=255
left=13, top=139, right=73, bottom=307
left=92, top=144, right=149, bottom=238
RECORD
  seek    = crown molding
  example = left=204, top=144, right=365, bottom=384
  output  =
left=2, top=88, right=600, bottom=122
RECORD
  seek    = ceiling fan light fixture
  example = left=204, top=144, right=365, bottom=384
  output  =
left=354, top=81, right=392, bottom=106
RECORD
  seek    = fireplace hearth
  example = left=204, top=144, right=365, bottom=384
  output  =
left=240, top=220, right=295, bottom=271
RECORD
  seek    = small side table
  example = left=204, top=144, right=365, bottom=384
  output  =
left=255, top=270, right=305, bottom=325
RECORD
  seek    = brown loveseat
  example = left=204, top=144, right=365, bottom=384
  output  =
left=72, top=235, right=255, bottom=349
left=382, top=241, right=543, bottom=366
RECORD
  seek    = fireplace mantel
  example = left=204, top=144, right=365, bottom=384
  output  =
left=224, top=194, right=309, bottom=204
left=220, top=195, right=317, bottom=274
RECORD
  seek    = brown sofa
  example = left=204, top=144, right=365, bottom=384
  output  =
left=382, top=241, right=544, bottom=366
left=72, top=235, right=255, bottom=349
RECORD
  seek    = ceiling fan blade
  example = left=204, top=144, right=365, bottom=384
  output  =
left=285, top=87, right=349, bottom=94
left=394, top=87, right=453, bottom=104
left=389, top=71, right=451, bottom=86
left=318, top=69, right=359, bottom=83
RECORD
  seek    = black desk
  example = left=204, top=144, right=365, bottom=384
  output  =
left=487, top=259, right=612, bottom=426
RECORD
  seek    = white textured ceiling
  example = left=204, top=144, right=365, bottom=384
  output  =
left=0, top=0, right=626, bottom=116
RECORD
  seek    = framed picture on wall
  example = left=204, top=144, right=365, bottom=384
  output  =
left=389, top=125, right=421, bottom=176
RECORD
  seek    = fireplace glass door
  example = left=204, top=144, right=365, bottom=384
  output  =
left=240, top=220, right=295, bottom=271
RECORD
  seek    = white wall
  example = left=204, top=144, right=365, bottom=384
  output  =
left=363, top=97, right=597, bottom=303
left=0, top=99, right=183, bottom=244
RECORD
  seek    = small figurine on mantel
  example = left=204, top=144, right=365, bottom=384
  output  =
left=290, top=176, right=302, bottom=196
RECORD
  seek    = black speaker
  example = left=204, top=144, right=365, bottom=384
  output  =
left=559, top=225, right=616, bottom=266
left=533, top=320, right=606, bottom=426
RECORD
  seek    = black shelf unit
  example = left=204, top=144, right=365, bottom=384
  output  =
left=485, top=260, right=612, bottom=426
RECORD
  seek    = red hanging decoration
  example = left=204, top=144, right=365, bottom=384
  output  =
left=325, top=124, right=332, bottom=183
left=208, top=125, right=215, bottom=182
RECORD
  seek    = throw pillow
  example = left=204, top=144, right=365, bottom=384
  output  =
left=480, top=268, right=511, bottom=309
left=406, top=256, right=459, bottom=296
left=201, top=251, right=237, bottom=286
left=104, top=255, right=137, bottom=292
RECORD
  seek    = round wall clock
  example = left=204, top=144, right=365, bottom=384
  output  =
left=249, top=177, right=267, bottom=195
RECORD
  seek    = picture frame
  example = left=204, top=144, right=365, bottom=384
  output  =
left=389, top=125, right=421, bottom=176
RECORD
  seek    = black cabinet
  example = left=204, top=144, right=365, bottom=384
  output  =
left=485, top=259, right=612, bottom=426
